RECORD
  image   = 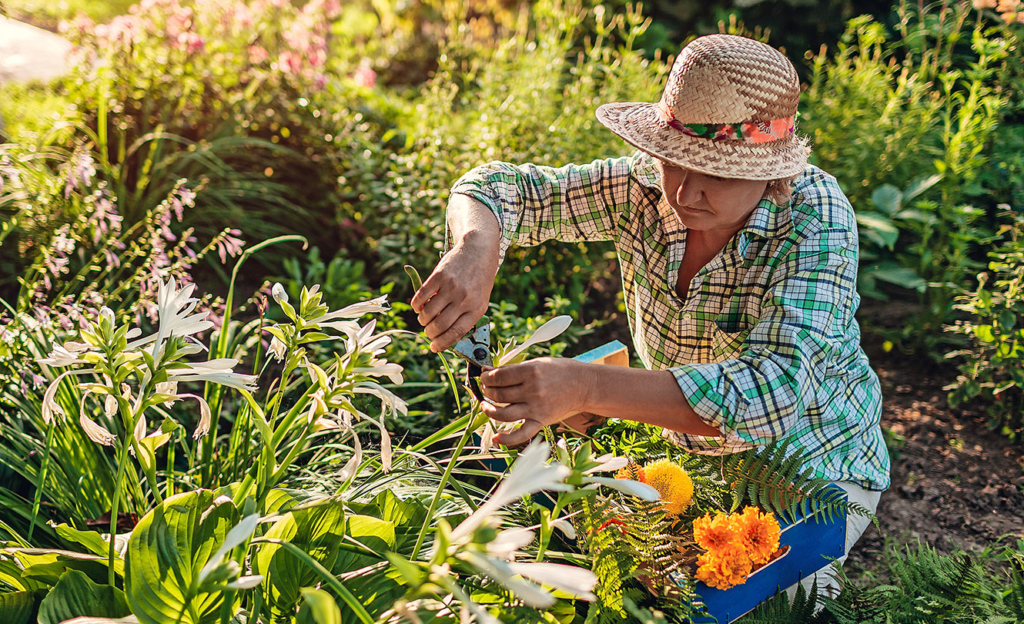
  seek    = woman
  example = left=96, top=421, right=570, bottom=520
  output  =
left=410, top=34, right=889, bottom=594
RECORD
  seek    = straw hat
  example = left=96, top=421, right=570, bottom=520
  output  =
left=596, top=34, right=808, bottom=181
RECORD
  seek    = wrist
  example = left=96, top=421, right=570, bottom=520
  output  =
left=573, top=360, right=599, bottom=415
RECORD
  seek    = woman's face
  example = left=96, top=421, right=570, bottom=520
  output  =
left=657, top=159, right=768, bottom=234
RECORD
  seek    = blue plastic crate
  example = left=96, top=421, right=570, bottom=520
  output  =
left=689, top=488, right=848, bottom=623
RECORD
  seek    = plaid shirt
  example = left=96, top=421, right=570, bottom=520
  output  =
left=451, top=152, right=890, bottom=491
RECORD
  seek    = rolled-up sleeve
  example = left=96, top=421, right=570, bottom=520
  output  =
left=670, top=226, right=858, bottom=448
left=449, top=156, right=635, bottom=263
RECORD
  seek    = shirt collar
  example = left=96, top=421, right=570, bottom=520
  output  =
left=743, top=196, right=792, bottom=237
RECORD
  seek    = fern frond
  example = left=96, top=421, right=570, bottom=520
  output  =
left=1007, top=554, right=1024, bottom=621
left=717, top=440, right=856, bottom=524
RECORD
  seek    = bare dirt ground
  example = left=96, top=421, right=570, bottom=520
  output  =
left=846, top=343, right=1024, bottom=576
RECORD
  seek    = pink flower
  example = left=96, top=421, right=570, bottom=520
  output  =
left=353, top=65, right=377, bottom=88
left=249, top=45, right=269, bottom=64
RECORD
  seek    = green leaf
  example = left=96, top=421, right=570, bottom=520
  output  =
left=298, top=588, right=342, bottom=624
left=902, top=173, right=943, bottom=202
left=254, top=500, right=346, bottom=617
left=870, top=184, right=903, bottom=215
left=125, top=491, right=240, bottom=624
left=333, top=515, right=396, bottom=576
left=54, top=524, right=112, bottom=558
left=856, top=212, right=900, bottom=250
left=37, top=570, right=130, bottom=624
left=0, top=590, right=41, bottom=624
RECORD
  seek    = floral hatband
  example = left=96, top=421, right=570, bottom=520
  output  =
left=656, top=101, right=796, bottom=145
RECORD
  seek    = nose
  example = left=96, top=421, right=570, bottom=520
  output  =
left=664, top=166, right=704, bottom=207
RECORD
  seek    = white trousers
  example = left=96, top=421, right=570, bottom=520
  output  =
left=784, top=481, right=883, bottom=601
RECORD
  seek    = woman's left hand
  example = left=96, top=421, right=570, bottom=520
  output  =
left=479, top=358, right=591, bottom=447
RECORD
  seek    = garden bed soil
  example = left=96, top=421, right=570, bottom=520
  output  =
left=846, top=342, right=1024, bottom=574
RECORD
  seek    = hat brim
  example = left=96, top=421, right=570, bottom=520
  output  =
left=596, top=102, right=808, bottom=181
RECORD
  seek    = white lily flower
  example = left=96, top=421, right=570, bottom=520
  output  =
left=458, top=551, right=557, bottom=608
left=104, top=394, right=118, bottom=417
left=551, top=518, right=577, bottom=540
left=497, top=315, right=572, bottom=365
left=42, top=371, right=75, bottom=424
left=450, top=440, right=572, bottom=543
left=63, top=341, right=92, bottom=353
left=142, top=277, right=215, bottom=362
left=337, top=424, right=362, bottom=482
left=155, top=381, right=178, bottom=407
left=37, top=344, right=85, bottom=367
left=584, top=453, right=628, bottom=474
left=506, top=561, right=597, bottom=602
left=479, top=421, right=494, bottom=454
left=352, top=382, right=408, bottom=416
left=308, top=294, right=389, bottom=325
left=166, top=358, right=258, bottom=391
left=268, top=335, right=287, bottom=361
left=177, top=393, right=213, bottom=438
left=485, top=527, right=535, bottom=559
left=581, top=476, right=660, bottom=500
left=353, top=362, right=404, bottom=385
left=80, top=412, right=116, bottom=446
left=133, top=411, right=148, bottom=442
left=271, top=282, right=289, bottom=304
left=307, top=389, right=328, bottom=424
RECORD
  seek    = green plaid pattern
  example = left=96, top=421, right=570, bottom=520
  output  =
left=452, top=152, right=890, bottom=491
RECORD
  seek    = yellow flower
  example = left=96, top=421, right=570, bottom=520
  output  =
left=730, top=506, right=781, bottom=565
left=692, top=512, right=739, bottom=552
left=641, top=459, right=693, bottom=517
left=695, top=543, right=752, bottom=590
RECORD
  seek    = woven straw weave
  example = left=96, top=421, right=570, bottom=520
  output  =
left=597, top=34, right=809, bottom=181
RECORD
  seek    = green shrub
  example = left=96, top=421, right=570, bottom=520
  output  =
left=946, top=210, right=1024, bottom=439
left=802, top=3, right=1013, bottom=355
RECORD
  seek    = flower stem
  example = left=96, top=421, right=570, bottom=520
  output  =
left=410, top=407, right=482, bottom=561
left=28, top=424, right=56, bottom=541
left=107, top=435, right=132, bottom=586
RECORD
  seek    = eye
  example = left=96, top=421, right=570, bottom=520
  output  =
left=706, top=174, right=727, bottom=182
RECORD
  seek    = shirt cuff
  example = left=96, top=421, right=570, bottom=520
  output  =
left=671, top=362, right=752, bottom=447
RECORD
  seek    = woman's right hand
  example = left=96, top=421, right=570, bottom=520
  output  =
left=410, top=236, right=498, bottom=353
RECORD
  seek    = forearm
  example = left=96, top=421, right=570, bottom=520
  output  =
left=447, top=193, right=502, bottom=260
left=581, top=364, right=722, bottom=438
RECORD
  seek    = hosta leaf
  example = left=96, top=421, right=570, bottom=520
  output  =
left=125, top=490, right=240, bottom=624
left=37, top=569, right=130, bottom=624
left=298, top=588, right=342, bottom=624
left=254, top=499, right=346, bottom=617
left=0, top=590, right=41, bottom=624
left=54, top=524, right=112, bottom=558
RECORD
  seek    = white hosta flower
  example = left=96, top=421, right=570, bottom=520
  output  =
left=582, top=476, right=660, bottom=500
left=309, top=295, right=389, bottom=327
left=551, top=518, right=576, bottom=540
left=177, top=393, right=213, bottom=439
left=166, top=358, right=257, bottom=391
left=337, top=423, right=362, bottom=482
left=42, top=371, right=75, bottom=424
left=353, top=382, right=408, bottom=417
left=506, top=561, right=597, bottom=602
left=155, top=381, right=178, bottom=408
left=133, top=411, right=148, bottom=442
left=485, top=527, right=535, bottom=559
left=450, top=440, right=571, bottom=543
left=497, top=315, right=572, bottom=365
left=271, top=282, right=289, bottom=304
left=479, top=421, right=494, bottom=454
left=80, top=412, right=116, bottom=446
left=139, top=277, right=214, bottom=362
left=104, top=394, right=118, bottom=417
left=268, top=335, right=287, bottom=361
left=37, top=344, right=86, bottom=367
left=584, top=453, right=628, bottom=474
left=353, top=361, right=404, bottom=385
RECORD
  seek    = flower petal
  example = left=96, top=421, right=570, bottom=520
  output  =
left=80, top=413, right=116, bottom=446
left=507, top=562, right=597, bottom=601
left=582, top=476, right=661, bottom=501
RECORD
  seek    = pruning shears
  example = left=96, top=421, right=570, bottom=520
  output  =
left=452, top=316, right=492, bottom=401
left=404, top=265, right=493, bottom=401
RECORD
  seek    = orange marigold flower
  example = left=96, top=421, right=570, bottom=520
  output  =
left=692, top=512, right=739, bottom=552
left=642, top=459, right=694, bottom=517
left=695, top=543, right=753, bottom=590
left=731, top=506, right=782, bottom=565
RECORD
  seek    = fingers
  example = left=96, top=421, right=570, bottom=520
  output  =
left=479, top=364, right=528, bottom=388
left=480, top=380, right=526, bottom=405
left=493, top=420, right=544, bottom=447
left=480, top=401, right=529, bottom=423
left=430, top=312, right=478, bottom=353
